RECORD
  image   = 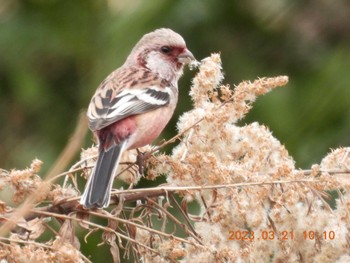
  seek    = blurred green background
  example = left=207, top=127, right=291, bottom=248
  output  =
left=2, top=0, right=350, bottom=171
left=1, top=0, right=350, bottom=260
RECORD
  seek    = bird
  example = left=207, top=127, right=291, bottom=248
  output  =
left=80, top=28, right=195, bottom=209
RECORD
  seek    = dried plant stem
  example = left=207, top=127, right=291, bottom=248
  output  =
left=16, top=173, right=347, bottom=228
left=109, top=177, right=329, bottom=194
left=89, top=209, right=204, bottom=248
left=145, top=197, right=204, bottom=245
left=29, top=209, right=184, bottom=260
left=169, top=195, right=199, bottom=237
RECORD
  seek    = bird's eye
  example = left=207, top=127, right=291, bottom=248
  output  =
left=160, top=46, right=172, bottom=54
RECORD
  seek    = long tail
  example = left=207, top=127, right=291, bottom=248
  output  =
left=80, top=141, right=127, bottom=209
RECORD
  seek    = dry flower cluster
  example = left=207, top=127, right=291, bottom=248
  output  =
left=1, top=54, right=350, bottom=263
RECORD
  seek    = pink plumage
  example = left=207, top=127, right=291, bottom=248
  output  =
left=81, top=28, right=195, bottom=208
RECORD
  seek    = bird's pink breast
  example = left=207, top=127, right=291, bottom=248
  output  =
left=99, top=104, right=176, bottom=150
left=128, top=106, right=175, bottom=149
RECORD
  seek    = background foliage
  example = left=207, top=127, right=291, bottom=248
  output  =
left=1, top=0, right=350, bottom=261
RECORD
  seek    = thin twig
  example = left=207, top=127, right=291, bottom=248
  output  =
left=145, top=197, right=204, bottom=245
left=170, top=194, right=200, bottom=238
left=30, top=209, right=164, bottom=258
left=87, top=209, right=203, bottom=248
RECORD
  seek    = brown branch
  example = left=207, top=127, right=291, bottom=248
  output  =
left=14, top=174, right=347, bottom=224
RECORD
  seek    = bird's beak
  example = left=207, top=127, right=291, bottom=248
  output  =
left=177, top=49, right=195, bottom=64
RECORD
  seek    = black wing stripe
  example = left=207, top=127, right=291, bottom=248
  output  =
left=145, top=89, right=170, bottom=102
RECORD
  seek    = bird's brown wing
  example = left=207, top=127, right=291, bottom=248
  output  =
left=87, top=67, right=173, bottom=131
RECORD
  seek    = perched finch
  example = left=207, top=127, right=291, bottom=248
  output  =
left=81, top=28, right=195, bottom=208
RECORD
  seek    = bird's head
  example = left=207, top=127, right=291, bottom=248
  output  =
left=125, top=28, right=195, bottom=85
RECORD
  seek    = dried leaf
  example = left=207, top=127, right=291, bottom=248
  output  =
left=103, top=230, right=116, bottom=245
left=111, top=197, right=124, bottom=218
left=59, top=219, right=80, bottom=249
left=15, top=217, right=46, bottom=240
left=110, top=241, right=120, bottom=263
left=181, top=199, right=188, bottom=215
left=102, top=207, right=123, bottom=246
left=0, top=200, right=9, bottom=213
left=127, top=223, right=137, bottom=240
